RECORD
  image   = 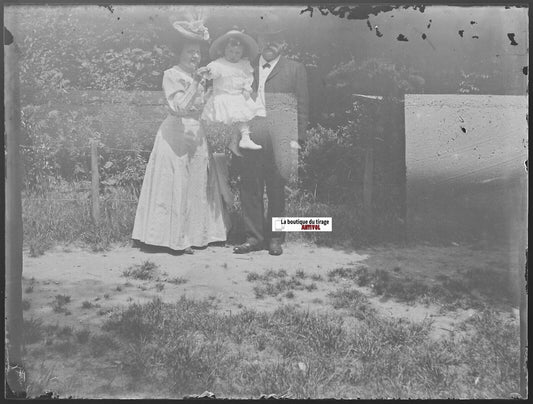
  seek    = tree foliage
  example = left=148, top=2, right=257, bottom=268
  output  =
left=11, top=6, right=178, bottom=102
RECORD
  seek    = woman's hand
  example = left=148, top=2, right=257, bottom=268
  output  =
left=167, top=106, right=181, bottom=117
left=195, top=66, right=210, bottom=81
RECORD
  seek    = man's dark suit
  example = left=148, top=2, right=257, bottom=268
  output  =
left=238, top=56, right=309, bottom=246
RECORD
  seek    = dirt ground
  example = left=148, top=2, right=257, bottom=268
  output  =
left=22, top=241, right=520, bottom=343
left=18, top=240, right=524, bottom=398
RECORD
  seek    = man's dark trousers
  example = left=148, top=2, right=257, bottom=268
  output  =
left=238, top=115, right=286, bottom=246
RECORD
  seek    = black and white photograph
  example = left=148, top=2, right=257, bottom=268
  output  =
left=4, top=2, right=528, bottom=399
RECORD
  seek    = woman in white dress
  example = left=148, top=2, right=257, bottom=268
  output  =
left=132, top=19, right=229, bottom=254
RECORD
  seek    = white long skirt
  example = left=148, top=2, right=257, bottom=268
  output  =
left=132, top=116, right=227, bottom=250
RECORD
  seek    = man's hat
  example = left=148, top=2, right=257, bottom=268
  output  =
left=249, top=11, right=286, bottom=35
left=209, top=29, right=259, bottom=60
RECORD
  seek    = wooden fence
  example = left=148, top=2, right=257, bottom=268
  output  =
left=23, top=89, right=408, bottom=233
left=23, top=89, right=168, bottom=223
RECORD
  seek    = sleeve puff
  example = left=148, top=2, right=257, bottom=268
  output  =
left=162, top=68, right=199, bottom=113
left=206, top=60, right=223, bottom=79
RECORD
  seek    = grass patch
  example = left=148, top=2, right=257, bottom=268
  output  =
left=97, top=307, right=113, bottom=316
left=52, top=340, right=76, bottom=357
left=305, top=283, right=318, bottom=292
left=89, top=333, right=117, bottom=357
left=246, top=272, right=261, bottom=282
left=56, top=326, right=73, bottom=339
left=23, top=317, right=44, bottom=345
left=43, top=323, right=60, bottom=336
left=371, top=269, right=431, bottom=302
left=24, top=285, right=34, bottom=294
left=326, top=263, right=510, bottom=310
left=75, top=329, right=91, bottom=344
left=22, top=299, right=32, bottom=311
left=81, top=300, right=94, bottom=309
left=122, top=260, right=158, bottom=280
left=22, top=182, right=137, bottom=255
left=51, top=294, right=71, bottom=314
left=25, top=362, right=56, bottom=398
left=327, top=266, right=367, bottom=282
left=248, top=269, right=320, bottom=299
left=97, top=297, right=519, bottom=398
left=328, top=288, right=374, bottom=320
left=295, top=269, right=306, bottom=279
left=167, top=277, right=188, bottom=285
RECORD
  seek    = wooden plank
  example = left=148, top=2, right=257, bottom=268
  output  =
left=23, top=88, right=167, bottom=106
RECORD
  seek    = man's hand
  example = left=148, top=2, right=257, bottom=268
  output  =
left=242, top=90, right=251, bottom=100
left=290, top=140, right=301, bottom=150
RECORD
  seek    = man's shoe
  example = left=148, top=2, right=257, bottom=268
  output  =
left=233, top=240, right=263, bottom=254
left=269, top=239, right=283, bottom=256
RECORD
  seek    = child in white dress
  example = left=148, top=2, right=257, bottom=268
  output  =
left=200, top=30, right=265, bottom=155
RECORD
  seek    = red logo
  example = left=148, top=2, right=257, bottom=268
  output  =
left=301, top=224, right=321, bottom=230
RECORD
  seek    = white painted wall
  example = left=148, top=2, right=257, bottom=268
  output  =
left=405, top=94, right=527, bottom=242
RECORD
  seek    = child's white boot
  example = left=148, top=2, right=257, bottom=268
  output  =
left=239, top=133, right=262, bottom=150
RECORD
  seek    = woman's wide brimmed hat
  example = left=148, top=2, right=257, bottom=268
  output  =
left=209, top=29, right=259, bottom=60
left=249, top=11, right=286, bottom=35
left=172, top=20, right=210, bottom=41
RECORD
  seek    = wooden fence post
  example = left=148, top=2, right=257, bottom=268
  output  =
left=4, top=27, right=27, bottom=397
left=91, top=140, right=100, bottom=223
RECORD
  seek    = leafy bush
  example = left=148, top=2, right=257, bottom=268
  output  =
left=326, top=57, right=425, bottom=99
left=21, top=107, right=98, bottom=191
left=20, top=94, right=160, bottom=194
left=299, top=124, right=364, bottom=204
left=294, top=58, right=420, bottom=242
left=11, top=6, right=180, bottom=100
